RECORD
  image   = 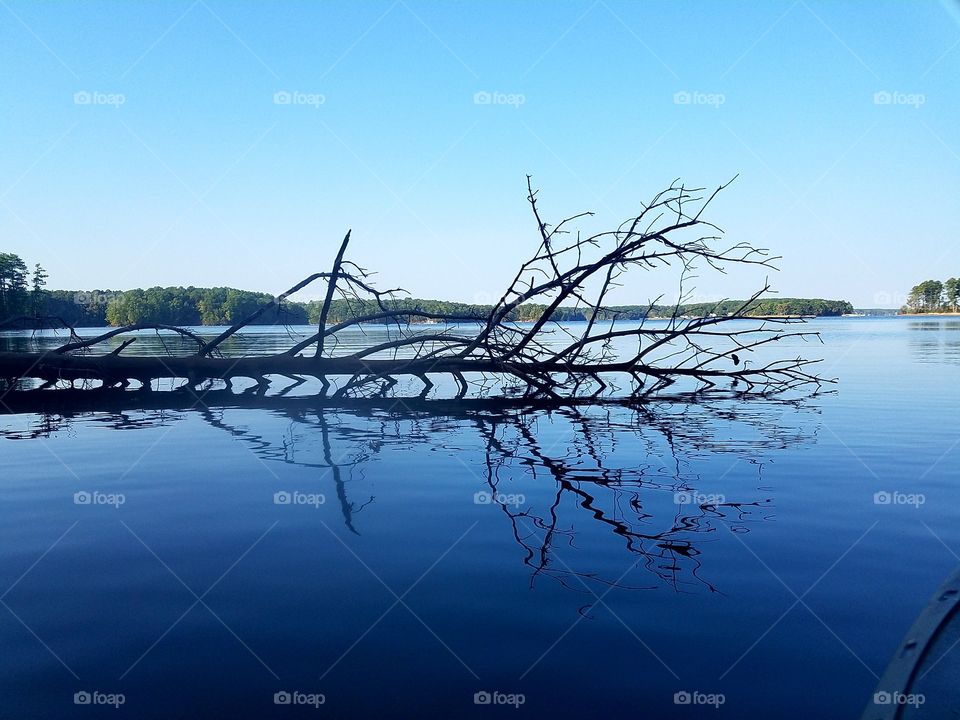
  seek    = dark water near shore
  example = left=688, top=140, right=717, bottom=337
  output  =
left=1, top=318, right=958, bottom=718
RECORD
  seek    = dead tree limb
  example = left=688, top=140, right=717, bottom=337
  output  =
left=316, top=231, right=352, bottom=359
left=0, top=178, right=832, bottom=403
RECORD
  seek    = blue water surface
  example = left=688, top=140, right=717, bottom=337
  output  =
left=1, top=317, right=958, bottom=719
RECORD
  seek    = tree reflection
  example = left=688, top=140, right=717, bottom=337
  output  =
left=0, top=396, right=817, bottom=594
left=468, top=404, right=802, bottom=597
left=908, top=319, right=960, bottom=365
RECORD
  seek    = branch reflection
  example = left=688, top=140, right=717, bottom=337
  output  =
left=1, top=397, right=818, bottom=594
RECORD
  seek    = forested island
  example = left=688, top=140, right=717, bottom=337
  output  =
left=901, top=278, right=960, bottom=314
left=1, top=250, right=853, bottom=329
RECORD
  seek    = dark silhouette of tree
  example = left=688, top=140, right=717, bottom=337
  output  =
left=0, top=179, right=830, bottom=401
left=30, top=263, right=48, bottom=316
left=0, top=252, right=29, bottom=318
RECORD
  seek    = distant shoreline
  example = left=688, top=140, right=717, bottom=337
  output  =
left=4, top=289, right=856, bottom=329
left=897, top=312, right=960, bottom=317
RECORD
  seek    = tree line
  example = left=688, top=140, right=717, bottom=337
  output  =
left=0, top=250, right=853, bottom=329
left=904, top=278, right=960, bottom=313
left=0, top=253, right=48, bottom=318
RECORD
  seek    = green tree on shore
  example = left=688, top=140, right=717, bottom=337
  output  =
left=905, top=278, right=959, bottom=313
left=0, top=253, right=49, bottom=318
left=2, top=248, right=854, bottom=328
left=31, top=263, right=48, bottom=315
left=0, top=252, right=29, bottom=318
left=946, top=277, right=959, bottom=311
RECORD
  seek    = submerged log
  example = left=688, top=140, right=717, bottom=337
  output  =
left=0, top=178, right=831, bottom=403
left=0, top=351, right=820, bottom=388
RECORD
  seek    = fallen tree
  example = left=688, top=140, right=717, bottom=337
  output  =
left=0, top=178, right=828, bottom=403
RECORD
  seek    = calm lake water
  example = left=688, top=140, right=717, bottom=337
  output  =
left=1, top=318, right=958, bottom=718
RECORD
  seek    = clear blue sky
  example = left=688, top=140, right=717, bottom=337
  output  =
left=2, top=0, right=958, bottom=308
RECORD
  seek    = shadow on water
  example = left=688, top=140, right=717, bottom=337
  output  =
left=908, top=319, right=960, bottom=365
left=1, top=395, right=820, bottom=596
